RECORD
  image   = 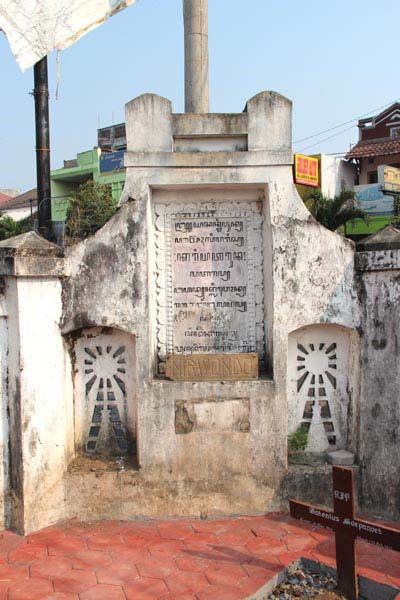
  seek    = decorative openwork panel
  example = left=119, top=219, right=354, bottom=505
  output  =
left=288, top=326, right=351, bottom=453
left=154, top=201, right=265, bottom=371
left=73, top=328, right=136, bottom=458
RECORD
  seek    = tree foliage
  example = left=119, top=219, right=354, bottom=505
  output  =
left=65, top=181, right=117, bottom=242
left=0, top=215, right=22, bottom=241
left=305, top=189, right=368, bottom=232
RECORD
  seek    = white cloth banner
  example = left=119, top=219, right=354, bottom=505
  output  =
left=0, top=0, right=137, bottom=71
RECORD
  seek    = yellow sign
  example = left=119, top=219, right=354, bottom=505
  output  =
left=294, top=154, right=319, bottom=187
left=379, top=165, right=400, bottom=193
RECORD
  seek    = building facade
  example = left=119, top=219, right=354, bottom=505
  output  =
left=346, top=102, right=400, bottom=237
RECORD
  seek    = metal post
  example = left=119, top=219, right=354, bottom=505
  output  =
left=33, top=57, right=52, bottom=240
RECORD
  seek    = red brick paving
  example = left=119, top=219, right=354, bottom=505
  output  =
left=0, top=513, right=397, bottom=598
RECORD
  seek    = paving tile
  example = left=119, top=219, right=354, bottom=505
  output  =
left=0, top=514, right=397, bottom=599
left=28, top=528, right=66, bottom=545
left=217, top=527, right=256, bottom=546
left=123, top=576, right=169, bottom=599
left=80, top=583, right=127, bottom=599
left=96, top=562, right=139, bottom=585
left=122, top=534, right=155, bottom=549
left=245, top=536, right=286, bottom=556
left=0, top=532, right=26, bottom=552
left=111, top=546, right=151, bottom=564
left=242, top=520, right=288, bottom=540
left=124, top=528, right=160, bottom=543
left=48, top=538, right=88, bottom=556
left=196, top=584, right=244, bottom=599
left=136, top=556, right=177, bottom=579
left=30, top=556, right=72, bottom=578
left=159, top=593, right=197, bottom=600
left=71, top=550, right=112, bottom=571
left=41, top=594, right=78, bottom=600
left=204, top=563, right=247, bottom=587
left=175, top=554, right=213, bottom=573
left=191, top=521, right=222, bottom=534
left=242, top=561, right=281, bottom=579
left=165, top=570, right=209, bottom=594
left=157, top=523, right=194, bottom=540
left=279, top=533, right=314, bottom=553
left=9, top=543, right=48, bottom=564
left=357, top=553, right=391, bottom=571
left=0, top=584, right=8, bottom=600
left=308, top=550, right=336, bottom=568
left=183, top=532, right=221, bottom=551
left=358, top=566, right=392, bottom=586
left=87, top=534, right=125, bottom=551
left=8, top=576, right=53, bottom=600
left=148, top=539, right=184, bottom=557
left=53, top=569, right=97, bottom=594
left=238, top=574, right=270, bottom=595
left=0, top=563, right=29, bottom=583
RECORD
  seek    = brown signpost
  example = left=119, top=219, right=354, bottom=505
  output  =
left=290, top=466, right=400, bottom=600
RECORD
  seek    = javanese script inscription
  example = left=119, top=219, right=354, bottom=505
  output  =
left=166, top=210, right=256, bottom=354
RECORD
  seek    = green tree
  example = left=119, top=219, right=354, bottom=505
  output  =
left=305, top=189, right=368, bottom=232
left=66, top=181, right=117, bottom=242
left=0, top=215, right=22, bottom=241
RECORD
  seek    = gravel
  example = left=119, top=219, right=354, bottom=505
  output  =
left=267, top=565, right=348, bottom=599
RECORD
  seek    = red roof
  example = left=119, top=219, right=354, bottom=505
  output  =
left=346, top=137, right=400, bottom=159
left=0, top=192, right=12, bottom=206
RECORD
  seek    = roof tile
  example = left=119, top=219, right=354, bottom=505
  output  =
left=346, top=137, right=400, bottom=159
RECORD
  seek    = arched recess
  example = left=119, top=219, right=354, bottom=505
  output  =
left=69, top=327, right=137, bottom=461
left=288, top=324, right=359, bottom=454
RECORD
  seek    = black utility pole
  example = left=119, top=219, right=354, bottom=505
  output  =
left=33, top=57, right=52, bottom=240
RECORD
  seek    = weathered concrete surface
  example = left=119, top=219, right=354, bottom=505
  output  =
left=60, top=91, right=360, bottom=522
left=356, top=245, right=400, bottom=520
left=0, top=234, right=73, bottom=534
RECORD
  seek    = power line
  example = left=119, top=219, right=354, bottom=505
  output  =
left=299, top=124, right=357, bottom=153
left=293, top=98, right=399, bottom=146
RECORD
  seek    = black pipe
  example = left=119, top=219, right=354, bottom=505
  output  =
left=33, top=57, right=52, bottom=240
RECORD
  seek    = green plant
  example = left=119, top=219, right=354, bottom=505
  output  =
left=0, top=215, right=22, bottom=241
left=288, top=424, right=309, bottom=453
left=305, top=189, right=368, bottom=233
left=65, top=181, right=116, bottom=242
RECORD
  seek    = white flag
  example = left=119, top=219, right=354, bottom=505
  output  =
left=0, top=0, right=138, bottom=71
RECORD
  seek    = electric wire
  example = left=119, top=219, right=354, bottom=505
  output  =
left=293, top=98, right=400, bottom=147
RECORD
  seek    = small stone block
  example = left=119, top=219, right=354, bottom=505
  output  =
left=327, top=450, right=355, bottom=466
left=165, top=353, right=258, bottom=381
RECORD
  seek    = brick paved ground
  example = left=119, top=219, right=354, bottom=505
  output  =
left=0, top=513, right=398, bottom=599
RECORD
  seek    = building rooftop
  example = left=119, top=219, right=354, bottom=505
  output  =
left=346, top=136, right=400, bottom=159
left=2, top=188, right=37, bottom=210
left=0, top=192, right=12, bottom=207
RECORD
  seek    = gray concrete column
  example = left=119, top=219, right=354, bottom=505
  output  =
left=183, top=0, right=209, bottom=113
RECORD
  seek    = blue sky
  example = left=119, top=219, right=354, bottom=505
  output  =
left=1, top=0, right=399, bottom=192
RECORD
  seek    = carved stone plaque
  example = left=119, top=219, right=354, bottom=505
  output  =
left=165, top=353, right=258, bottom=381
left=155, top=202, right=265, bottom=367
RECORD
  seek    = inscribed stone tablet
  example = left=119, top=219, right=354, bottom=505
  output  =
left=155, top=202, right=264, bottom=365
left=165, top=353, right=258, bottom=381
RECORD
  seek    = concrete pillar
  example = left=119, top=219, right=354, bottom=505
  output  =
left=183, top=0, right=209, bottom=113
left=246, top=91, right=292, bottom=152
left=125, top=94, right=173, bottom=152
left=0, top=232, right=73, bottom=534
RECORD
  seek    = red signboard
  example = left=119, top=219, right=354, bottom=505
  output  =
left=294, top=153, right=319, bottom=187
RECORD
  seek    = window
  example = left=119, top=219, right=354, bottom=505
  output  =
left=368, top=171, right=378, bottom=184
